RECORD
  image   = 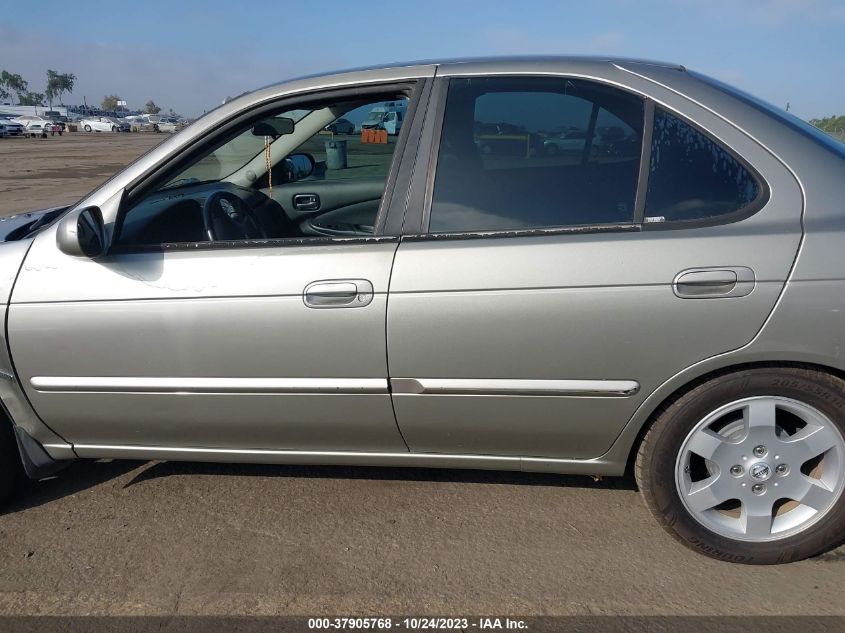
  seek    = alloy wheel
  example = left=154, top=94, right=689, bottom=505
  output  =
left=675, top=396, right=845, bottom=542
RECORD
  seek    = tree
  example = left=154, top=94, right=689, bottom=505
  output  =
left=18, top=91, right=45, bottom=106
left=45, top=70, right=76, bottom=108
left=101, top=94, right=120, bottom=111
left=0, top=70, right=29, bottom=104
left=810, top=115, right=845, bottom=142
left=144, top=100, right=161, bottom=114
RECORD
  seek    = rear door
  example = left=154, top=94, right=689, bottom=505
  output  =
left=387, top=69, right=802, bottom=460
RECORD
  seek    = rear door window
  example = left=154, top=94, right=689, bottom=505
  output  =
left=428, top=77, right=645, bottom=233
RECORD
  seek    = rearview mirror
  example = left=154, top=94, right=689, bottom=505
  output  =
left=56, top=206, right=106, bottom=258
left=252, top=117, right=294, bottom=138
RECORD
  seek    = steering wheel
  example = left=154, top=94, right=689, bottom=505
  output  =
left=202, top=190, right=267, bottom=241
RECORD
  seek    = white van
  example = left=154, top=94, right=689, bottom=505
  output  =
left=360, top=101, right=407, bottom=135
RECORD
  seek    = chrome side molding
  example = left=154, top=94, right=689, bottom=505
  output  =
left=390, top=378, right=640, bottom=397
left=31, top=376, right=639, bottom=397
left=30, top=376, right=388, bottom=394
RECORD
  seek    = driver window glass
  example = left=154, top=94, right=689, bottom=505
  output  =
left=117, top=96, right=408, bottom=247
left=274, top=98, right=408, bottom=185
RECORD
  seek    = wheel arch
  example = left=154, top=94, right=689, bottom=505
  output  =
left=0, top=399, right=66, bottom=480
left=609, top=357, right=845, bottom=477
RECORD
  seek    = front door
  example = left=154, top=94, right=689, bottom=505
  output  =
left=9, top=88, right=424, bottom=453
left=387, top=74, right=803, bottom=459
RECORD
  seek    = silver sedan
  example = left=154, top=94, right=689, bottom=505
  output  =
left=2, top=56, right=844, bottom=564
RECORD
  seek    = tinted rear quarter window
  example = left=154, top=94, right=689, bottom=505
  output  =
left=645, top=108, right=761, bottom=224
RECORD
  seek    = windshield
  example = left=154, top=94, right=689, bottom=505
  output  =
left=365, top=111, right=384, bottom=122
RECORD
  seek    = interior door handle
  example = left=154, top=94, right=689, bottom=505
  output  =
left=673, top=267, right=755, bottom=299
left=304, top=279, right=374, bottom=308
left=293, top=193, right=320, bottom=211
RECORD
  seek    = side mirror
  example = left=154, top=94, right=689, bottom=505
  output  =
left=282, top=152, right=315, bottom=182
left=56, top=206, right=107, bottom=258
left=252, top=117, right=294, bottom=138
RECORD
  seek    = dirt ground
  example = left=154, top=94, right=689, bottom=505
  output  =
left=0, top=132, right=165, bottom=217
left=0, top=132, right=844, bottom=618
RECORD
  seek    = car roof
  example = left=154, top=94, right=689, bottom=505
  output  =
left=286, top=55, right=683, bottom=82
left=250, top=55, right=685, bottom=98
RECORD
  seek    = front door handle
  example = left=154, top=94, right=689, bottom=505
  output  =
left=673, top=267, right=755, bottom=299
left=304, top=279, right=374, bottom=308
left=293, top=193, right=320, bottom=211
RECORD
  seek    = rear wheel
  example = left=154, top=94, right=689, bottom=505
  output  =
left=636, top=367, right=845, bottom=564
left=84, top=124, right=92, bottom=132
left=0, top=422, right=26, bottom=504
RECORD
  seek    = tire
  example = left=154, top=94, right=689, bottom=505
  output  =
left=0, top=421, right=26, bottom=504
left=636, top=366, right=845, bottom=564
left=111, top=126, right=117, bottom=132
left=84, top=124, right=92, bottom=132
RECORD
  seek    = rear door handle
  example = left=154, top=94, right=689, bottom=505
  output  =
left=673, top=267, right=755, bottom=298
left=304, top=279, right=374, bottom=308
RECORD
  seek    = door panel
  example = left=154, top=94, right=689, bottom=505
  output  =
left=10, top=228, right=406, bottom=450
left=269, top=179, right=385, bottom=221
left=388, top=230, right=790, bottom=458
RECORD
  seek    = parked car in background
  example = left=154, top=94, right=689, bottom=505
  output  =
left=0, top=117, right=25, bottom=137
left=543, top=129, right=587, bottom=155
left=80, top=116, right=121, bottom=132
left=475, top=122, right=539, bottom=156
left=125, top=115, right=167, bottom=132
left=12, top=115, right=61, bottom=136
left=42, top=117, right=66, bottom=132
left=137, top=119, right=161, bottom=132
left=325, top=118, right=355, bottom=134
left=12, top=115, right=62, bottom=138
left=156, top=117, right=185, bottom=133
left=3, top=57, right=845, bottom=566
left=23, top=123, right=48, bottom=138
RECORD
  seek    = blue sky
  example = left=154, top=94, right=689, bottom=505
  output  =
left=0, top=0, right=842, bottom=119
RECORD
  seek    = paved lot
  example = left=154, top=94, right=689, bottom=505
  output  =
left=0, top=133, right=844, bottom=616
left=2, top=461, right=844, bottom=615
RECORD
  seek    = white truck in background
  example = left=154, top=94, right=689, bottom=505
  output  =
left=360, top=101, right=407, bottom=135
